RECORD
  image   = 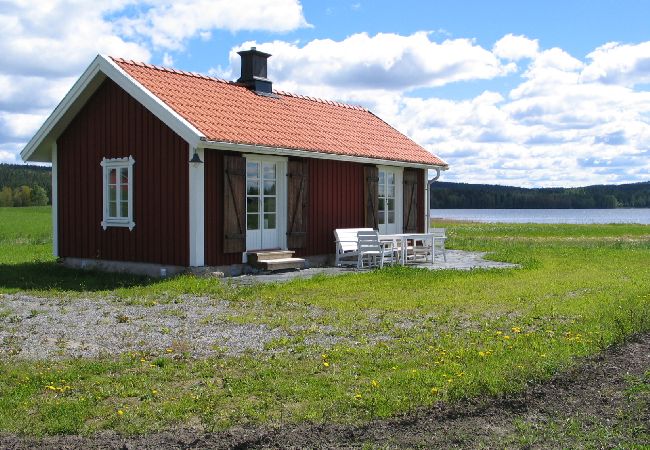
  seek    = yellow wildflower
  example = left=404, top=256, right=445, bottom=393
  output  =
left=117, top=410, right=124, bottom=416
left=323, top=362, right=330, bottom=367
left=495, top=331, right=503, bottom=335
left=511, top=327, right=521, bottom=333
left=354, top=393, right=362, bottom=400
left=503, top=335, right=511, bottom=340
left=371, top=380, right=379, bottom=388
left=430, top=387, right=439, bottom=395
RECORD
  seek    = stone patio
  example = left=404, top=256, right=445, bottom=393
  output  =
left=229, top=250, right=518, bottom=285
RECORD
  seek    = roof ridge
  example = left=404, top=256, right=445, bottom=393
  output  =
left=110, top=56, right=232, bottom=85
left=110, top=56, right=369, bottom=112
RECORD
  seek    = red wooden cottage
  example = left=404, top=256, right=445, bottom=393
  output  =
left=21, top=49, right=448, bottom=276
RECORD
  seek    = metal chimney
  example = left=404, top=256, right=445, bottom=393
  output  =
left=237, top=47, right=273, bottom=94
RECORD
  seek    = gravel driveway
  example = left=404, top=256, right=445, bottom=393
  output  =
left=0, top=295, right=286, bottom=360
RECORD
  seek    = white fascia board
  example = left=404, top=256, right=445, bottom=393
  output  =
left=21, top=54, right=204, bottom=162
left=200, top=139, right=449, bottom=171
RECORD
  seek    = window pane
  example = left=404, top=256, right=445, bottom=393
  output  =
left=264, top=197, right=276, bottom=213
left=109, top=168, right=117, bottom=184
left=263, top=180, right=276, bottom=195
left=387, top=198, right=395, bottom=212
left=247, top=181, right=260, bottom=196
left=264, top=213, right=276, bottom=229
left=246, top=196, right=259, bottom=213
left=388, top=185, right=395, bottom=198
left=109, top=201, right=117, bottom=218
left=379, top=171, right=385, bottom=185
left=378, top=183, right=385, bottom=197
left=120, top=167, right=128, bottom=185
left=247, top=162, right=259, bottom=179
left=388, top=211, right=395, bottom=224
left=387, top=172, right=395, bottom=185
left=247, top=213, right=259, bottom=230
left=120, top=201, right=128, bottom=218
left=109, top=185, right=116, bottom=201
left=378, top=198, right=385, bottom=212
left=378, top=210, right=385, bottom=225
left=263, top=163, right=276, bottom=180
left=120, top=185, right=128, bottom=202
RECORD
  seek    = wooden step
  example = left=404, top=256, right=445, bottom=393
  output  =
left=247, top=250, right=294, bottom=265
left=254, top=257, right=305, bottom=271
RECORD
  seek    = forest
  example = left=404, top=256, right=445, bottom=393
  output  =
left=0, top=164, right=51, bottom=207
left=430, top=181, right=650, bottom=209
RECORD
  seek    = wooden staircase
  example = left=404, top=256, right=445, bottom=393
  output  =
left=247, top=250, right=305, bottom=271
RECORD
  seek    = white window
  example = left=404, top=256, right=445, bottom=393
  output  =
left=377, top=166, right=403, bottom=235
left=101, top=156, right=135, bottom=230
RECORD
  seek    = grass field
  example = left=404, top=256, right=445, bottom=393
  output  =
left=0, top=206, right=649, bottom=442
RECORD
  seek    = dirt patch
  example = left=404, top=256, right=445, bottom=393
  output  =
left=2, top=334, right=649, bottom=449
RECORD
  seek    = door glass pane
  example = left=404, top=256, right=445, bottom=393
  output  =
left=247, top=181, right=259, bottom=196
left=378, top=210, right=385, bottom=225
left=109, top=201, right=117, bottom=218
left=264, top=213, right=276, bottom=229
left=387, top=172, right=394, bottom=186
left=247, top=213, right=259, bottom=230
left=379, top=171, right=385, bottom=185
left=378, top=198, right=385, bottom=212
left=388, top=184, right=395, bottom=198
left=388, top=211, right=395, bottom=224
left=263, top=180, right=276, bottom=195
left=263, top=163, right=276, bottom=180
left=264, top=197, right=276, bottom=213
left=378, top=183, right=385, bottom=197
left=247, top=197, right=259, bottom=213
left=247, top=162, right=259, bottom=179
left=387, top=198, right=395, bottom=212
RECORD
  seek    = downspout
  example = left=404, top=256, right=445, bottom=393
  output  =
left=426, top=168, right=442, bottom=233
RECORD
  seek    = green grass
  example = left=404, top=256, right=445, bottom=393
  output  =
left=1, top=206, right=649, bottom=436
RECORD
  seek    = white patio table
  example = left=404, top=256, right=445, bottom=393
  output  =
left=379, top=233, right=435, bottom=265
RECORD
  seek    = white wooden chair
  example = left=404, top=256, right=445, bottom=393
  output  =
left=334, top=228, right=373, bottom=267
left=431, top=228, right=447, bottom=262
left=356, top=230, right=394, bottom=269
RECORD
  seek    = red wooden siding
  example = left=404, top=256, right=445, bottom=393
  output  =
left=296, top=158, right=365, bottom=256
left=204, top=151, right=244, bottom=266
left=57, top=78, right=189, bottom=266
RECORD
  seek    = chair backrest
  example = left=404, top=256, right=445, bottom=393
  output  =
left=431, top=228, right=446, bottom=238
left=357, top=230, right=380, bottom=252
left=334, top=228, right=373, bottom=252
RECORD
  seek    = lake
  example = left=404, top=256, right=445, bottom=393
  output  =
left=430, top=208, right=650, bottom=224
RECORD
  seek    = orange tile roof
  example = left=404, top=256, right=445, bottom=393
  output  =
left=112, top=58, right=447, bottom=167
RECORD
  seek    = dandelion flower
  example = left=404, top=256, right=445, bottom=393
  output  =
left=371, top=380, right=379, bottom=388
left=495, top=331, right=503, bottom=335
left=503, top=335, right=511, bottom=340
left=323, top=362, right=330, bottom=367
left=354, top=393, right=362, bottom=400
left=430, top=387, right=439, bottom=395
left=511, top=327, right=521, bottom=333
left=117, top=410, right=124, bottom=416
left=321, top=354, right=328, bottom=359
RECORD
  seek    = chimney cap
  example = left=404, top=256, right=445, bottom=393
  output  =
left=237, top=47, right=271, bottom=58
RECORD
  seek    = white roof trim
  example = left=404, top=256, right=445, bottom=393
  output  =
left=21, top=55, right=203, bottom=162
left=200, top=139, right=448, bottom=170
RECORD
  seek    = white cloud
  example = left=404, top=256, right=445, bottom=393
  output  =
left=221, top=32, right=515, bottom=95
left=493, top=34, right=539, bottom=61
left=581, top=41, right=650, bottom=87
left=116, top=0, right=310, bottom=50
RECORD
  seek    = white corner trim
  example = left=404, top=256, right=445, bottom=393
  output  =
left=189, top=147, right=205, bottom=266
left=101, top=156, right=135, bottom=231
left=201, top=140, right=448, bottom=170
left=51, top=142, right=59, bottom=257
left=21, top=54, right=204, bottom=162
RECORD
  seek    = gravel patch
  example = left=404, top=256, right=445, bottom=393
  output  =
left=0, top=295, right=287, bottom=360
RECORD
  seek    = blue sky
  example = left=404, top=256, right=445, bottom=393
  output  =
left=1, top=0, right=649, bottom=186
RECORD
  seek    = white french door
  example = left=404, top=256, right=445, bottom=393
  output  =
left=245, top=155, right=287, bottom=251
left=377, top=166, right=403, bottom=235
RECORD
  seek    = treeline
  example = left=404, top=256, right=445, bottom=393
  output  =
left=0, top=164, right=52, bottom=207
left=430, top=181, right=650, bottom=209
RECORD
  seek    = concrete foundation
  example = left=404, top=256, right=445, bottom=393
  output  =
left=62, top=257, right=185, bottom=278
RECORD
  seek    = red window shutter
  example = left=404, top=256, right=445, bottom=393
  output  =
left=223, top=154, right=246, bottom=253
left=287, top=159, right=308, bottom=249
left=403, top=168, right=419, bottom=233
left=364, top=165, right=379, bottom=229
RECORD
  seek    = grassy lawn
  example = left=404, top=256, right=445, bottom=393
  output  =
left=0, top=206, right=649, bottom=438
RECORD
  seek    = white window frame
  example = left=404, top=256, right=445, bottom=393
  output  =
left=101, top=156, right=135, bottom=230
left=377, top=165, right=403, bottom=234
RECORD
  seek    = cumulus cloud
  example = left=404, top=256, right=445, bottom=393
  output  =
left=581, top=41, right=650, bottom=86
left=493, top=34, right=539, bottom=61
left=219, top=32, right=515, bottom=94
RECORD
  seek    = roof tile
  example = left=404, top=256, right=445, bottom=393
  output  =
left=112, top=57, right=447, bottom=167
